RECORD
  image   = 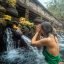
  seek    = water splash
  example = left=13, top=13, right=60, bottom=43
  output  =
left=1, top=48, right=48, bottom=64
left=57, top=32, right=64, bottom=47
left=57, top=32, right=64, bottom=59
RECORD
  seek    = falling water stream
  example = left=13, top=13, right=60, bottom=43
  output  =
left=5, top=28, right=15, bottom=51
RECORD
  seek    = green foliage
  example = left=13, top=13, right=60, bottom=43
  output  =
left=47, top=0, right=64, bottom=21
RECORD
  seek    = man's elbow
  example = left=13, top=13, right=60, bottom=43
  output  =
left=31, top=40, right=39, bottom=47
left=31, top=40, right=36, bottom=45
left=31, top=41, right=41, bottom=47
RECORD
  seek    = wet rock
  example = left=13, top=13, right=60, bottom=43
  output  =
left=6, top=7, right=18, bottom=17
left=0, top=5, right=6, bottom=13
left=0, top=0, right=18, bottom=17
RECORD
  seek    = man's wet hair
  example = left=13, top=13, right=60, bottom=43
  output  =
left=41, top=22, right=54, bottom=36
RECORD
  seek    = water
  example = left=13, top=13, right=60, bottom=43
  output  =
left=57, top=32, right=64, bottom=48
left=57, top=32, right=64, bottom=59
left=4, top=28, right=16, bottom=51
left=0, top=28, right=48, bottom=64
left=0, top=28, right=64, bottom=64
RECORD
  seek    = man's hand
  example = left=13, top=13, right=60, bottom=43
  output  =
left=36, top=24, right=41, bottom=33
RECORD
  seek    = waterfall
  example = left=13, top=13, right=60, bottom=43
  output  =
left=5, top=28, right=15, bottom=51
left=0, top=31, right=48, bottom=64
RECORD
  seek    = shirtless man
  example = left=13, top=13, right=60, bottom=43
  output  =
left=32, top=22, right=62, bottom=64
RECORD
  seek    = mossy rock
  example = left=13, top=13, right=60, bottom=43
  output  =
left=0, top=0, right=16, bottom=8
left=6, top=0, right=17, bottom=8
left=6, top=7, right=18, bottom=17
left=0, top=5, right=6, bottom=13
left=0, top=0, right=18, bottom=17
left=0, top=18, right=7, bottom=26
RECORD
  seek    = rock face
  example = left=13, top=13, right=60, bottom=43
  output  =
left=6, top=7, right=18, bottom=17
left=0, top=0, right=18, bottom=52
left=0, top=0, right=18, bottom=17
left=0, top=5, right=6, bottom=13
